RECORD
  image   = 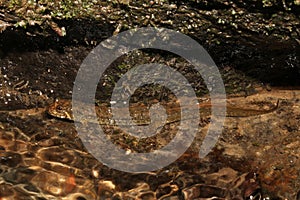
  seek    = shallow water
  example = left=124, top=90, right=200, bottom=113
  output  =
left=0, top=88, right=299, bottom=199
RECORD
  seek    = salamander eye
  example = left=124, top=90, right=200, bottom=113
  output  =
left=57, top=105, right=63, bottom=111
left=246, top=190, right=262, bottom=200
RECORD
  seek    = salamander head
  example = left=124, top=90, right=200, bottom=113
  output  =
left=47, top=99, right=73, bottom=120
